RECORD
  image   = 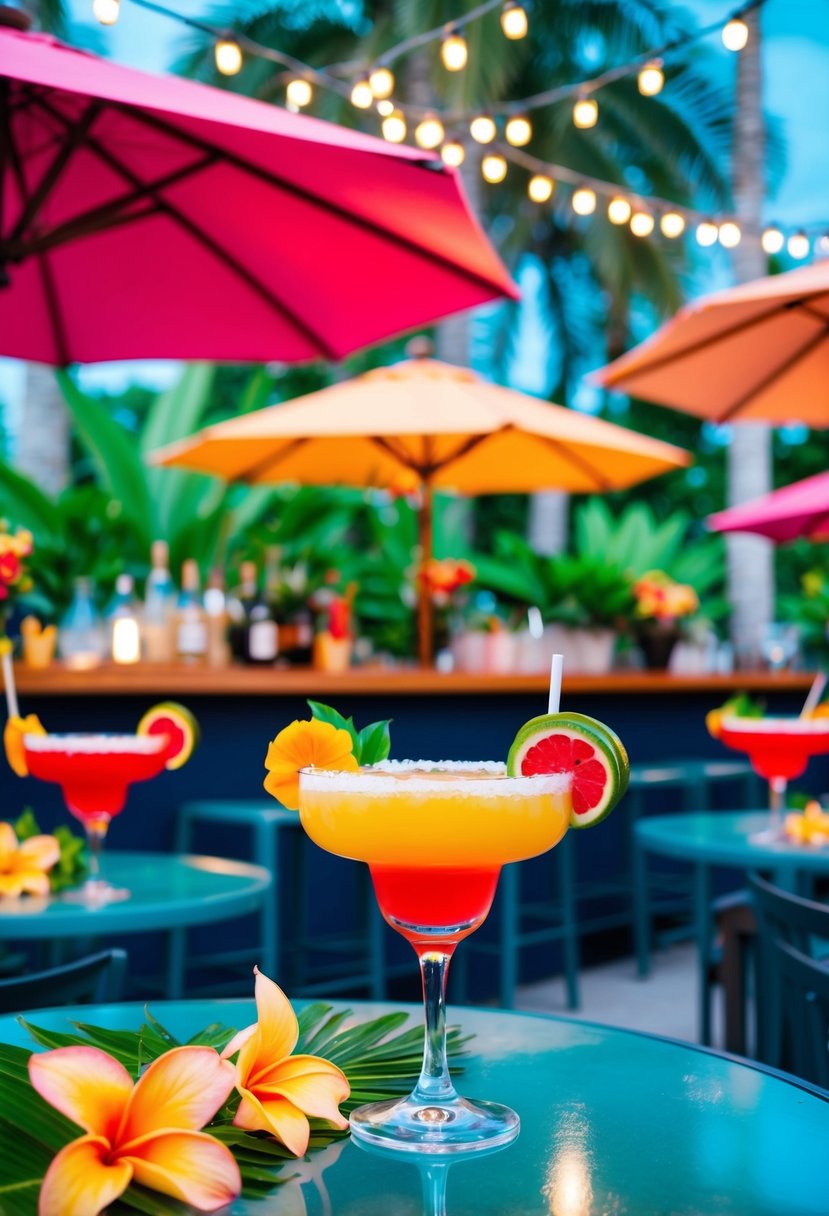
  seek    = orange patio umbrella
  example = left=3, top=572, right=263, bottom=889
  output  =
left=594, top=260, right=829, bottom=426
left=151, top=350, right=690, bottom=664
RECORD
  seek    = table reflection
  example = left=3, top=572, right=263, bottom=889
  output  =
left=355, top=1136, right=515, bottom=1215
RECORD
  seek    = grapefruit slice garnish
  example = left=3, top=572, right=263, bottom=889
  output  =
left=507, top=713, right=627, bottom=828
left=137, top=702, right=199, bottom=771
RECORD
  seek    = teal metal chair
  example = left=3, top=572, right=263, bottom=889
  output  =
left=0, top=948, right=127, bottom=1014
left=774, top=940, right=829, bottom=1091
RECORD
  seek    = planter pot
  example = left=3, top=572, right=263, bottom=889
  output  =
left=569, top=627, right=616, bottom=674
left=451, top=630, right=518, bottom=673
left=638, top=622, right=682, bottom=670
left=450, top=630, right=487, bottom=672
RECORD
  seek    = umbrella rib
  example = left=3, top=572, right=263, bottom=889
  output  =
left=718, top=326, right=829, bottom=422
left=232, top=436, right=313, bottom=482
left=27, top=92, right=340, bottom=361
left=533, top=432, right=616, bottom=492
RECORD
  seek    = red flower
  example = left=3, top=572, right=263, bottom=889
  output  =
left=0, top=553, right=21, bottom=586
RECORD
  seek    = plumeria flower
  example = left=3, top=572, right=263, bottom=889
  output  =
left=264, top=718, right=357, bottom=811
left=221, top=967, right=350, bottom=1157
left=0, top=820, right=59, bottom=897
left=28, top=1044, right=240, bottom=1216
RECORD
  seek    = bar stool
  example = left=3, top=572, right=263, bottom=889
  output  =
left=175, top=800, right=386, bottom=1000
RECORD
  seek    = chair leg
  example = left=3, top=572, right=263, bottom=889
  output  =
left=498, top=865, right=519, bottom=1009
left=558, top=837, right=580, bottom=1010
left=632, top=838, right=651, bottom=978
left=175, top=809, right=192, bottom=854
left=166, top=927, right=186, bottom=999
left=255, top=821, right=278, bottom=981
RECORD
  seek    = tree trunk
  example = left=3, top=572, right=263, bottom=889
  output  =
left=727, top=5, right=774, bottom=666
left=528, top=492, right=568, bottom=556
left=16, top=364, right=70, bottom=498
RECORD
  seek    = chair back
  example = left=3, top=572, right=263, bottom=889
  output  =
left=0, top=949, right=128, bottom=1015
left=775, top=940, right=829, bottom=1091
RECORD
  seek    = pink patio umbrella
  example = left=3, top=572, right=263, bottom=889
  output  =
left=707, top=469, right=829, bottom=543
left=0, top=24, right=517, bottom=365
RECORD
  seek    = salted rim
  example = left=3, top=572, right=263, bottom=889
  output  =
left=720, top=716, right=829, bottom=734
left=22, top=733, right=167, bottom=754
left=300, top=760, right=570, bottom=797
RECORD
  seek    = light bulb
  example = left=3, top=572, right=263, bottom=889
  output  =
left=415, top=115, right=445, bottom=150
left=572, top=187, right=597, bottom=216
left=92, top=0, right=119, bottom=24
left=505, top=115, right=532, bottom=147
left=630, top=210, right=655, bottom=237
left=501, top=1, right=528, bottom=39
left=573, top=96, right=598, bottom=129
left=369, top=67, right=395, bottom=99
left=660, top=211, right=686, bottom=239
left=382, top=109, right=407, bottom=143
left=528, top=174, right=554, bottom=203
left=376, top=99, right=395, bottom=117
left=470, top=114, right=497, bottom=144
left=637, top=60, right=664, bottom=96
left=761, top=226, right=784, bottom=254
left=722, top=18, right=749, bottom=52
left=286, top=78, right=313, bottom=108
left=696, top=220, right=719, bottom=247
left=718, top=221, right=742, bottom=248
left=214, top=38, right=242, bottom=76
left=440, top=140, right=465, bottom=167
left=788, top=231, right=810, bottom=260
left=441, top=29, right=468, bottom=71
left=350, top=79, right=373, bottom=109
left=482, top=154, right=508, bottom=183
left=607, top=196, right=632, bottom=225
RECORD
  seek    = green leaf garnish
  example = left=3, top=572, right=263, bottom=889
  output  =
left=307, top=701, right=392, bottom=766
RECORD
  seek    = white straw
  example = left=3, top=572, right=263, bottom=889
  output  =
left=2, top=649, right=19, bottom=719
left=548, top=653, right=563, bottom=714
left=800, top=670, right=828, bottom=719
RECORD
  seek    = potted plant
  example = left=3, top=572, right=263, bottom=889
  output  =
left=632, top=570, right=700, bottom=669
left=545, top=554, right=635, bottom=673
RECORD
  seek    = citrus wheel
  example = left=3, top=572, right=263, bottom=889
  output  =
left=137, top=702, right=199, bottom=770
left=508, top=712, right=627, bottom=828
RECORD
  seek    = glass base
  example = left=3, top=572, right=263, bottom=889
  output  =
left=61, top=879, right=130, bottom=906
left=349, top=1094, right=520, bottom=1155
left=749, top=823, right=786, bottom=846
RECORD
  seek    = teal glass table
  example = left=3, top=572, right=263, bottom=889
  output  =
left=633, top=811, right=829, bottom=1045
left=0, top=853, right=271, bottom=997
left=1, top=999, right=827, bottom=1215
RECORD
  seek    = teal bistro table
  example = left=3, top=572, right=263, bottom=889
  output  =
left=0, top=853, right=271, bottom=998
left=633, top=811, right=829, bottom=1046
left=1, top=999, right=827, bottom=1215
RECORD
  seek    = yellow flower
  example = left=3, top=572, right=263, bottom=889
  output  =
left=4, top=712, right=46, bottom=777
left=221, top=967, right=350, bottom=1157
left=29, top=1044, right=240, bottom=1216
left=264, top=718, right=357, bottom=812
left=0, top=821, right=59, bottom=898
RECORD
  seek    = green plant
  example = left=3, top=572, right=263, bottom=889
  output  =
left=546, top=553, right=636, bottom=629
left=779, top=568, right=829, bottom=663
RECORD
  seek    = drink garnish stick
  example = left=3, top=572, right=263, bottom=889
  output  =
left=548, top=653, right=563, bottom=714
left=800, top=670, right=828, bottom=719
left=1, top=648, right=19, bottom=719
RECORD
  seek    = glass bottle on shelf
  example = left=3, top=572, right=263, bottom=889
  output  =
left=175, top=559, right=208, bottom=665
left=142, top=539, right=176, bottom=662
left=266, top=548, right=312, bottom=665
left=204, top=567, right=230, bottom=668
left=107, top=573, right=141, bottom=665
left=59, top=577, right=106, bottom=670
left=227, top=560, right=278, bottom=665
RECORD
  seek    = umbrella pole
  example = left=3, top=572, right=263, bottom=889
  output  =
left=418, top=482, right=434, bottom=668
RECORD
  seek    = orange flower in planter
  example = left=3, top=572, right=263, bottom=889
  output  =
left=264, top=718, right=357, bottom=811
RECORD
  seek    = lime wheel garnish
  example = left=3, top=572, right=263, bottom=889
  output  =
left=507, top=712, right=628, bottom=828
left=137, top=702, right=199, bottom=770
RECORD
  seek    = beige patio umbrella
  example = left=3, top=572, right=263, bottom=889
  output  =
left=594, top=259, right=829, bottom=426
left=151, top=349, right=691, bottom=665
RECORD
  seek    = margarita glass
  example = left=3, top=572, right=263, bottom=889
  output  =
left=22, top=733, right=170, bottom=903
left=715, top=716, right=829, bottom=843
left=299, top=760, right=571, bottom=1153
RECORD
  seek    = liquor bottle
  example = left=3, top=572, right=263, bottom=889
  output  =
left=227, top=561, right=278, bottom=665
left=108, top=573, right=141, bottom=665
left=175, top=559, right=208, bottom=664
left=204, top=568, right=230, bottom=668
left=265, top=547, right=312, bottom=665
left=142, top=539, right=176, bottom=662
left=59, top=577, right=106, bottom=670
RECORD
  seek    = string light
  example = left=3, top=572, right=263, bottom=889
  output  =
left=761, top=226, right=785, bottom=254
left=440, top=140, right=466, bottom=167
left=350, top=79, right=373, bottom=108
left=500, top=1, right=528, bottom=40
left=718, top=220, right=742, bottom=248
left=470, top=114, right=497, bottom=144
left=722, top=17, right=749, bottom=51
left=286, top=78, right=313, bottom=108
left=369, top=67, right=395, bottom=99
left=214, top=38, right=243, bottom=76
left=696, top=220, right=719, bottom=247
left=637, top=60, right=664, bottom=96
left=415, top=115, right=445, bottom=149
left=381, top=109, right=407, bottom=142
left=92, top=0, right=120, bottom=24
left=607, top=197, right=632, bottom=225
left=482, top=154, right=508, bottom=183
left=573, top=95, right=598, bottom=129
left=505, top=115, right=532, bottom=147
left=376, top=99, right=395, bottom=117
left=660, top=211, right=686, bottom=238
left=572, top=187, right=597, bottom=216
left=817, top=234, right=829, bottom=257
left=528, top=175, right=554, bottom=203
left=630, top=210, right=655, bottom=237
left=441, top=28, right=468, bottom=71
left=788, top=231, right=810, bottom=260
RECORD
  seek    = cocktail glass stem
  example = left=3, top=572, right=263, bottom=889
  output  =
left=769, top=777, right=787, bottom=836
left=420, top=1161, right=449, bottom=1216
left=85, top=818, right=109, bottom=884
left=414, top=950, right=457, bottom=1109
